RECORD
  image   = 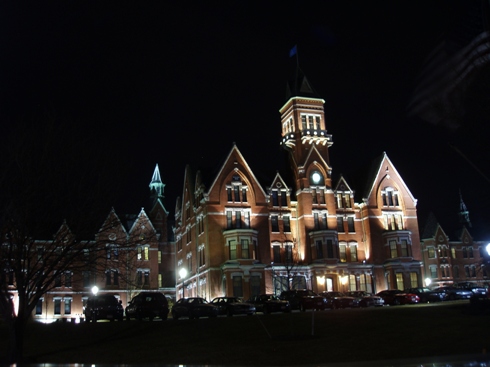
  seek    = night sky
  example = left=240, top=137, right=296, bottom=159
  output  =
left=2, top=2, right=490, bottom=238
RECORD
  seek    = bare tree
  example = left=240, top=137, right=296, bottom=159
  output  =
left=0, top=109, right=140, bottom=362
left=268, top=238, right=305, bottom=295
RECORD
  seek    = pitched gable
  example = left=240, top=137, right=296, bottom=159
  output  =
left=206, top=144, right=267, bottom=205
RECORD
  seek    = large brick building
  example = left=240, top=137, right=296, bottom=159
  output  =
left=420, top=196, right=490, bottom=288
left=173, top=72, right=423, bottom=301
left=6, top=164, right=175, bottom=323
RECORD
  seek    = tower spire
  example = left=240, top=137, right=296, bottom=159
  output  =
left=458, top=190, right=471, bottom=227
left=149, top=164, right=165, bottom=204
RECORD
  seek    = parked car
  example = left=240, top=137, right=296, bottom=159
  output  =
left=125, top=292, right=169, bottom=321
left=171, top=297, right=219, bottom=320
left=345, top=291, right=384, bottom=307
left=376, top=289, right=420, bottom=305
left=279, top=289, right=328, bottom=311
left=454, top=282, right=488, bottom=298
left=246, top=294, right=291, bottom=314
left=321, top=291, right=359, bottom=309
left=84, top=294, right=124, bottom=322
left=432, top=286, right=473, bottom=301
left=405, top=287, right=445, bottom=303
left=210, top=297, right=256, bottom=316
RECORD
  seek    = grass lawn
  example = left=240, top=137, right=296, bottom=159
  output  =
left=1, top=301, right=490, bottom=365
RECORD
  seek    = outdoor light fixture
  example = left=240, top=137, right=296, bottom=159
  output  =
left=425, top=278, right=431, bottom=287
left=486, top=243, right=490, bottom=256
left=91, top=285, right=99, bottom=296
left=316, top=275, right=325, bottom=285
left=179, top=268, right=187, bottom=298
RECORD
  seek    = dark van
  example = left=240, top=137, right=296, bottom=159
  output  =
left=125, top=292, right=169, bottom=321
left=84, top=294, right=124, bottom=322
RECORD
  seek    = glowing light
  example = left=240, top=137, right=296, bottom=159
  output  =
left=317, top=275, right=325, bottom=285
left=311, top=172, right=321, bottom=184
left=425, top=278, right=432, bottom=287
left=179, top=268, right=187, bottom=280
left=340, top=276, right=348, bottom=285
left=486, top=243, right=490, bottom=256
left=91, top=285, right=99, bottom=296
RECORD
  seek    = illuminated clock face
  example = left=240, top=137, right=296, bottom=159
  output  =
left=311, top=171, right=322, bottom=184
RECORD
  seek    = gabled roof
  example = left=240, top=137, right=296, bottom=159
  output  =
left=207, top=143, right=268, bottom=199
left=420, top=212, right=440, bottom=239
left=334, top=175, right=354, bottom=193
left=128, top=207, right=157, bottom=234
left=363, top=152, right=417, bottom=205
left=99, top=207, right=128, bottom=236
left=268, top=172, right=291, bottom=193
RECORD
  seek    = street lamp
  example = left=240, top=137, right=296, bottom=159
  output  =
left=91, top=285, right=99, bottom=297
left=91, top=285, right=99, bottom=323
left=179, top=268, right=187, bottom=299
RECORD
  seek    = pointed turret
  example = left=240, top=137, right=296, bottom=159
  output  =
left=458, top=190, right=472, bottom=227
left=149, top=164, right=165, bottom=206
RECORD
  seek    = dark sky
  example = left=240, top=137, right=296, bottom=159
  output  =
left=2, top=2, right=490, bottom=238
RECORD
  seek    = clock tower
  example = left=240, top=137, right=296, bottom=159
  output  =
left=280, top=71, right=336, bottom=262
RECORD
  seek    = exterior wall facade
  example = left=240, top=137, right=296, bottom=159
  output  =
left=173, top=81, right=425, bottom=302
left=3, top=165, right=175, bottom=323
left=421, top=225, right=489, bottom=287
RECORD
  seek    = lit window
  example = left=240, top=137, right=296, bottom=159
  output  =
left=241, top=239, right=249, bottom=259
left=350, top=244, right=357, bottom=262
left=339, top=244, right=346, bottom=262
left=396, top=273, right=404, bottom=290
left=428, top=247, right=436, bottom=258
left=229, top=240, right=237, bottom=260
left=349, top=275, right=356, bottom=291
left=390, top=240, right=397, bottom=258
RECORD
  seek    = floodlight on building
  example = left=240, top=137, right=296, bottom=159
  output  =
left=425, top=278, right=431, bottom=287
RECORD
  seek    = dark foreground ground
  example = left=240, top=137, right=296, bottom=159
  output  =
left=1, top=301, right=490, bottom=366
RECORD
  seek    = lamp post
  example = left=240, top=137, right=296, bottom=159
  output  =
left=179, top=268, right=187, bottom=299
left=91, top=286, right=99, bottom=322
